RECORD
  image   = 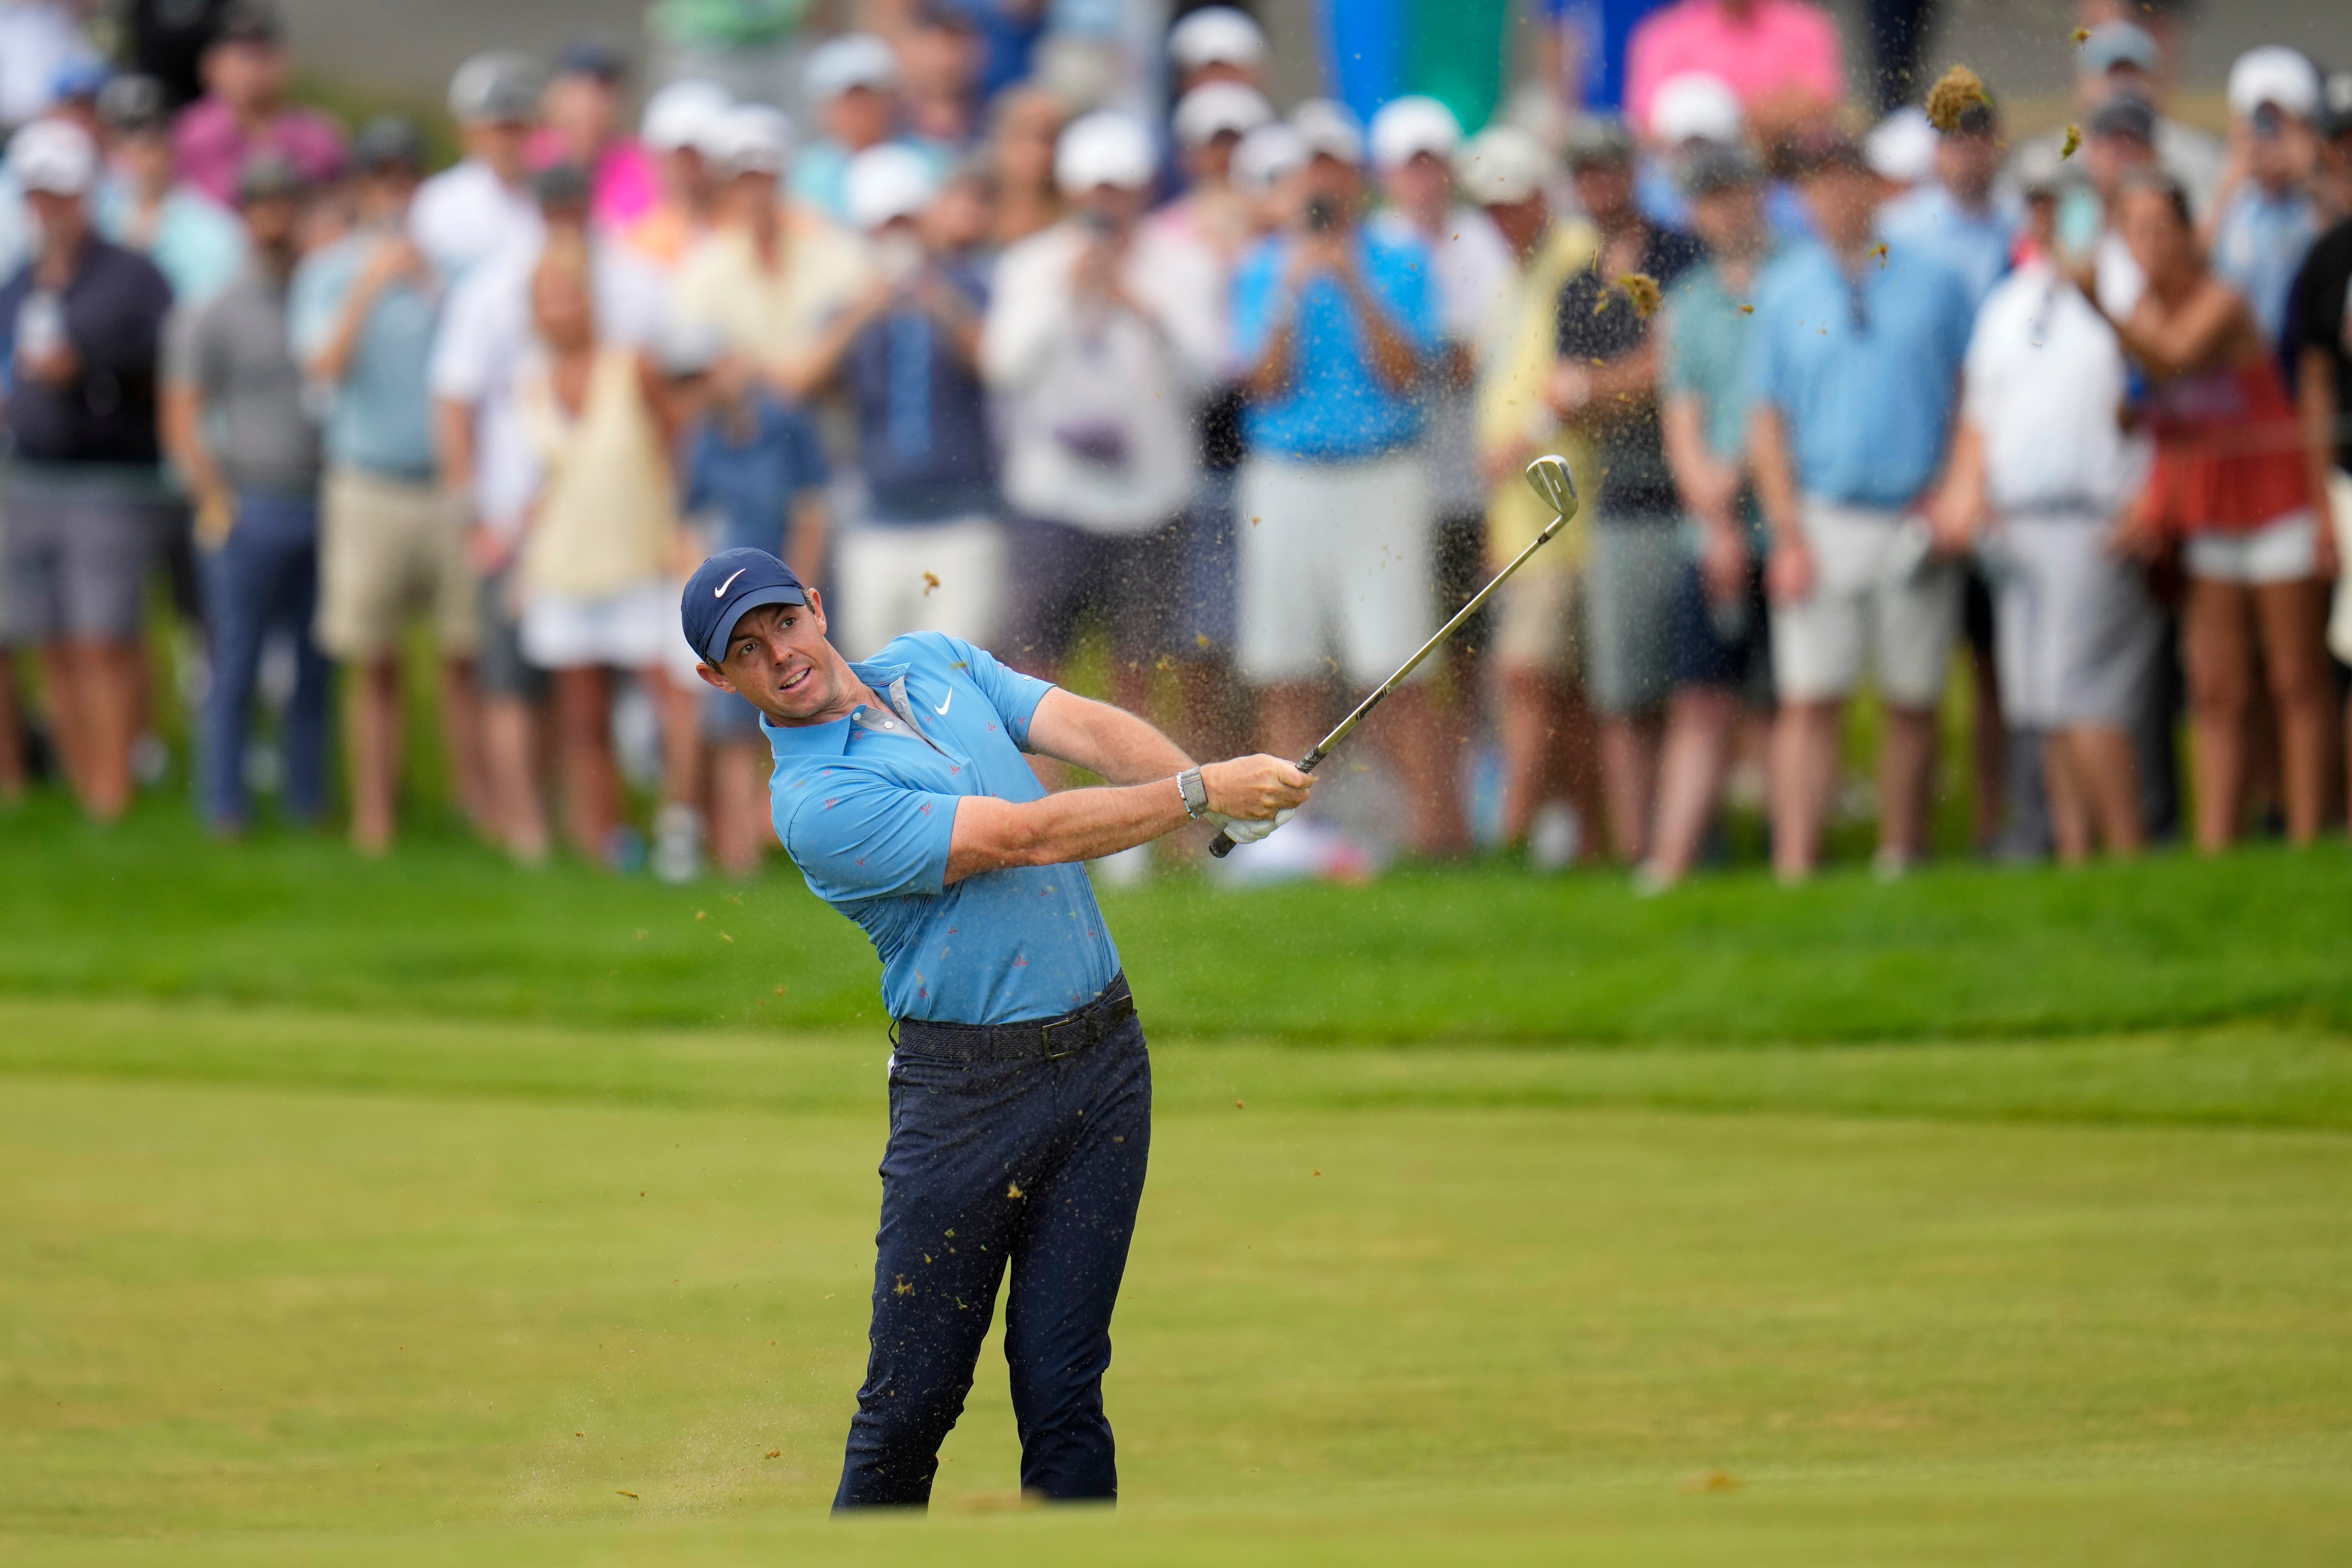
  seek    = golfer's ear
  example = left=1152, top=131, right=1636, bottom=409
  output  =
left=805, top=587, right=826, bottom=636
left=694, top=661, right=736, bottom=695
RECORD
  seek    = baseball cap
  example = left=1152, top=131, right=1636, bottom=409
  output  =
left=2227, top=46, right=2321, bottom=121
left=1648, top=71, right=1742, bottom=147
left=806, top=33, right=900, bottom=102
left=558, top=36, right=629, bottom=83
left=1564, top=115, right=1635, bottom=170
left=2089, top=93, right=2157, bottom=145
left=1168, top=6, right=1267, bottom=73
left=1866, top=106, right=1937, bottom=184
left=449, top=50, right=543, bottom=125
left=2079, top=21, right=2158, bottom=77
left=50, top=57, right=111, bottom=102
left=1290, top=99, right=1364, bottom=166
left=1453, top=124, right=1548, bottom=205
left=237, top=151, right=305, bottom=206
left=1369, top=95, right=1463, bottom=171
left=2011, top=138, right=2068, bottom=197
left=1232, top=121, right=1306, bottom=195
left=10, top=118, right=97, bottom=197
left=655, top=313, right=726, bottom=379
left=213, top=0, right=282, bottom=46
left=1788, top=126, right=1869, bottom=178
left=1172, top=81, right=1273, bottom=149
left=1679, top=140, right=1763, bottom=197
left=352, top=114, right=427, bottom=174
left=1056, top=110, right=1156, bottom=193
left=96, top=73, right=167, bottom=134
left=709, top=103, right=793, bottom=177
left=846, top=143, right=938, bottom=228
left=682, top=549, right=809, bottom=666
left=642, top=78, right=733, bottom=153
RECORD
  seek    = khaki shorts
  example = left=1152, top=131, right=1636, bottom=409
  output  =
left=315, top=467, right=479, bottom=659
left=1772, top=499, right=1961, bottom=708
left=1492, top=565, right=1583, bottom=679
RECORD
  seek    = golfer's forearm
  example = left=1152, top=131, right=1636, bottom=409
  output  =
left=1026, top=689, right=1192, bottom=783
left=945, top=785, right=1187, bottom=881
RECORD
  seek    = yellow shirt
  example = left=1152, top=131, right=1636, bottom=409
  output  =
left=672, top=207, right=872, bottom=372
left=1477, top=217, right=1600, bottom=574
left=518, top=347, right=679, bottom=598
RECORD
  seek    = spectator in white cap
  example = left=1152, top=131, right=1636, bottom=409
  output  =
left=625, top=77, right=732, bottom=273
left=2204, top=46, right=2324, bottom=346
left=1464, top=123, right=1608, bottom=865
left=1865, top=106, right=1937, bottom=194
left=1151, top=81, right=1274, bottom=264
left=981, top=111, right=1226, bottom=858
left=1230, top=94, right=1469, bottom=855
left=1231, top=119, right=1306, bottom=235
left=798, top=143, right=1003, bottom=660
left=672, top=100, right=869, bottom=402
left=411, top=51, right=545, bottom=285
left=1637, top=70, right=1749, bottom=231
left=791, top=33, right=931, bottom=227
left=0, top=116, right=176, bottom=823
left=1367, top=94, right=1515, bottom=761
left=1167, top=5, right=1268, bottom=95
left=1881, top=88, right=2018, bottom=310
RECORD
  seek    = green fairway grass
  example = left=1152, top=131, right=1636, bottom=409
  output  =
left=5, top=1002, right=2351, bottom=1563
left=3, top=796, right=2347, bottom=1041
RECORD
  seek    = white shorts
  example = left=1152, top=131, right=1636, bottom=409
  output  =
left=2182, top=509, right=2317, bottom=585
left=1236, top=452, right=1432, bottom=685
left=1981, top=510, right=2163, bottom=730
left=1772, top=499, right=1962, bottom=708
left=834, top=516, right=1008, bottom=661
left=521, top=580, right=678, bottom=671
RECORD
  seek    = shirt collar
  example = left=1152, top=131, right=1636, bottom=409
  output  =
left=759, top=656, right=913, bottom=761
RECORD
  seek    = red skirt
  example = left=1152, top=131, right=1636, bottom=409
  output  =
left=2143, top=359, right=2311, bottom=536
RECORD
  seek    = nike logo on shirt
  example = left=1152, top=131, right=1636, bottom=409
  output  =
left=715, top=568, right=747, bottom=597
left=934, top=689, right=953, bottom=716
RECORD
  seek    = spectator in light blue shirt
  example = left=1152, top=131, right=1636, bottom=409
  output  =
left=1747, top=130, right=1975, bottom=884
left=287, top=116, right=482, bottom=856
left=1229, top=100, right=1468, bottom=856
left=1879, top=96, right=2020, bottom=310
left=2204, top=47, right=2326, bottom=349
left=91, top=73, right=244, bottom=307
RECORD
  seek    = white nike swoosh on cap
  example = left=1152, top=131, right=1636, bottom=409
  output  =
left=715, top=568, right=748, bottom=598
left=934, top=689, right=952, bottom=715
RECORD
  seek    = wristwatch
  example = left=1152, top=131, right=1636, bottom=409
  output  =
left=1176, top=767, right=1210, bottom=821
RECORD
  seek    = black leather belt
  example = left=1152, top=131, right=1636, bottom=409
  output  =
left=893, top=973, right=1136, bottom=1063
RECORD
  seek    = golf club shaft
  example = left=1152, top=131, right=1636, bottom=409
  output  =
left=1208, top=513, right=1569, bottom=858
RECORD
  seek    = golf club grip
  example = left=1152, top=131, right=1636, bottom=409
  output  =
left=1207, top=749, right=1321, bottom=859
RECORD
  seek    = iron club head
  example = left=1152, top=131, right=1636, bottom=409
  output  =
left=1525, top=455, right=1578, bottom=522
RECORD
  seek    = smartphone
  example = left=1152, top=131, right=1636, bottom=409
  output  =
left=1302, top=196, right=1338, bottom=234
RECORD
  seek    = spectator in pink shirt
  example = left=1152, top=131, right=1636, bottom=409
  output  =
left=1627, top=0, right=1844, bottom=142
left=528, top=39, right=658, bottom=234
left=170, top=1, right=345, bottom=206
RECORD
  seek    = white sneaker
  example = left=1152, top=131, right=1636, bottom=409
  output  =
left=653, top=804, right=704, bottom=884
left=1528, top=801, right=1581, bottom=873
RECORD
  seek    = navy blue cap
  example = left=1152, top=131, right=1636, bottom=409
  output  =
left=682, top=548, right=809, bottom=665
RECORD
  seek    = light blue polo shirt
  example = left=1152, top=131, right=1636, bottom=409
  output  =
left=1231, top=227, right=1440, bottom=461
left=1878, top=183, right=2020, bottom=310
left=289, top=227, right=443, bottom=481
left=1747, top=237, right=1975, bottom=510
left=764, top=631, right=1121, bottom=1025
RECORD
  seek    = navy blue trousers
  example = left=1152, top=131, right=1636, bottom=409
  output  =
left=833, top=1011, right=1151, bottom=1510
left=198, top=493, right=332, bottom=830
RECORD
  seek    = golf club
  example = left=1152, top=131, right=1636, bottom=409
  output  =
left=1209, top=455, right=1580, bottom=858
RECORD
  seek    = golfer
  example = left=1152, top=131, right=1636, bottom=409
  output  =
left=681, top=548, right=1311, bottom=1509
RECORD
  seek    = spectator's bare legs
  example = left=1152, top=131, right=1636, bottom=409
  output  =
left=710, top=740, right=773, bottom=877
left=1598, top=712, right=1663, bottom=864
left=656, top=668, right=704, bottom=811
left=483, top=694, right=549, bottom=864
left=0, top=650, right=25, bottom=803
left=348, top=656, right=403, bottom=854
left=1497, top=665, right=1602, bottom=860
left=2042, top=728, right=2092, bottom=864
left=1649, top=685, right=1738, bottom=883
left=2181, top=579, right=2254, bottom=853
left=2055, top=726, right=2143, bottom=860
left=1770, top=699, right=1842, bottom=879
left=1879, top=705, right=1939, bottom=866
left=42, top=639, right=138, bottom=820
left=551, top=667, right=623, bottom=862
left=2252, top=578, right=2335, bottom=846
left=1377, top=685, right=1469, bottom=858
left=1257, top=680, right=1324, bottom=775
left=438, top=659, right=491, bottom=834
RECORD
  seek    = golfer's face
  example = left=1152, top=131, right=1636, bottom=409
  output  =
left=709, top=598, right=842, bottom=724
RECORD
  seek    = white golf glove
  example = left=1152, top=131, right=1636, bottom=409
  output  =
left=1213, top=808, right=1295, bottom=845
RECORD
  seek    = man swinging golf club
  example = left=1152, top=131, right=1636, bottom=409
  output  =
left=683, top=551, right=1308, bottom=1510
left=684, top=457, right=1571, bottom=1511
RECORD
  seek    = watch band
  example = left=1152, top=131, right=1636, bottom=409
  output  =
left=1176, top=766, right=1210, bottom=820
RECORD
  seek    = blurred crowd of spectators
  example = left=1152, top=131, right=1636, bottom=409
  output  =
left=3, top=0, right=2350, bottom=889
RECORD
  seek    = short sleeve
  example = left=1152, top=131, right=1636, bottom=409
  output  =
left=429, top=267, right=502, bottom=400
left=286, top=250, right=341, bottom=363
left=780, top=766, right=959, bottom=902
left=935, top=634, right=1053, bottom=749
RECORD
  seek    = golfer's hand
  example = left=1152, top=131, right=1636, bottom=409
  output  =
left=1216, top=808, right=1295, bottom=845
left=1201, top=754, right=1313, bottom=821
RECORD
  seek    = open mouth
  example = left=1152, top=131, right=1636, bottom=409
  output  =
left=775, top=664, right=814, bottom=698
